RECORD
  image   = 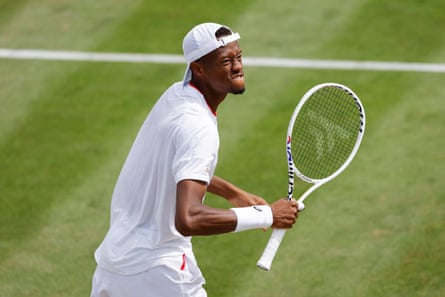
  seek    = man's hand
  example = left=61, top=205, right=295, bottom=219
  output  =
left=269, top=198, right=299, bottom=229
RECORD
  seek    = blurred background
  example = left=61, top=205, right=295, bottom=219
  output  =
left=1, top=1, right=444, bottom=296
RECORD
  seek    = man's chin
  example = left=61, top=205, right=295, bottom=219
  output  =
left=230, top=78, right=245, bottom=95
left=232, top=87, right=246, bottom=95
left=231, top=82, right=246, bottom=94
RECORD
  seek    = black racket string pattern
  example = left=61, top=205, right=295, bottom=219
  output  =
left=291, top=86, right=361, bottom=180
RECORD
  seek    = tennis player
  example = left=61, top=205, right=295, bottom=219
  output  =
left=90, top=22, right=300, bottom=297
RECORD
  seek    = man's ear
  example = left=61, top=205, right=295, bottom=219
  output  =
left=190, top=61, right=205, bottom=78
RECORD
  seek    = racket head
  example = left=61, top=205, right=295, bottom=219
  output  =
left=257, top=83, right=366, bottom=271
left=287, top=83, right=365, bottom=184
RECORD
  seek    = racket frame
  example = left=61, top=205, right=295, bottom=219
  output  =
left=288, top=82, right=365, bottom=187
left=257, top=82, right=366, bottom=271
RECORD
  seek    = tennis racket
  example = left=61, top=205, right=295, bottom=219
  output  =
left=257, top=82, right=366, bottom=271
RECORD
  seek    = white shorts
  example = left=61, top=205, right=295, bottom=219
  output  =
left=90, top=253, right=207, bottom=297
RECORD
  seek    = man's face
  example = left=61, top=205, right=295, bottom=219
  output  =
left=198, top=41, right=245, bottom=95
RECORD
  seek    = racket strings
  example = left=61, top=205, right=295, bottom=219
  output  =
left=292, top=86, right=362, bottom=179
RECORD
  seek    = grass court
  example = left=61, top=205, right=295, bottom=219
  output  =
left=1, top=0, right=444, bottom=296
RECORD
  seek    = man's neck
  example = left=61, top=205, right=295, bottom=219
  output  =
left=189, top=81, right=226, bottom=113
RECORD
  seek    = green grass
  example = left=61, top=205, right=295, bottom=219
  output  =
left=1, top=0, right=444, bottom=296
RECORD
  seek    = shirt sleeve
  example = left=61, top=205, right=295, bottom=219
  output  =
left=172, top=111, right=219, bottom=184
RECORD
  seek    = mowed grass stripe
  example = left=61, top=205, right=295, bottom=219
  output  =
left=0, top=0, right=144, bottom=50
left=0, top=62, right=166, bottom=254
left=0, top=121, right=133, bottom=297
left=0, top=0, right=143, bottom=144
left=361, top=73, right=445, bottom=296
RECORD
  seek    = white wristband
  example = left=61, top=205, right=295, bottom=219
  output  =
left=230, top=205, right=273, bottom=232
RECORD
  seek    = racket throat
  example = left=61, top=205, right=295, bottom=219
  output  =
left=287, top=139, right=295, bottom=200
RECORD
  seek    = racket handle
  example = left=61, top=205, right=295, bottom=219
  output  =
left=256, top=229, right=287, bottom=271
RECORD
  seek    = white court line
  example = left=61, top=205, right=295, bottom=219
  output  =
left=1, top=48, right=445, bottom=73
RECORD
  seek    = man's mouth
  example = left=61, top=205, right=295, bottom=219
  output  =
left=232, top=73, right=244, bottom=80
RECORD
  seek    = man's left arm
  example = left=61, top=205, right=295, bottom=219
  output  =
left=207, top=176, right=268, bottom=207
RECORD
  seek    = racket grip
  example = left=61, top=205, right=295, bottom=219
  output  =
left=256, top=229, right=287, bottom=271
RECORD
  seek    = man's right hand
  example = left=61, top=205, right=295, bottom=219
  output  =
left=269, top=198, right=300, bottom=229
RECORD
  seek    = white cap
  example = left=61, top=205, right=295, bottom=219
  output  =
left=182, top=22, right=240, bottom=84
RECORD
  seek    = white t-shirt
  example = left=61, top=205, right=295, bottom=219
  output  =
left=95, top=82, right=219, bottom=275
